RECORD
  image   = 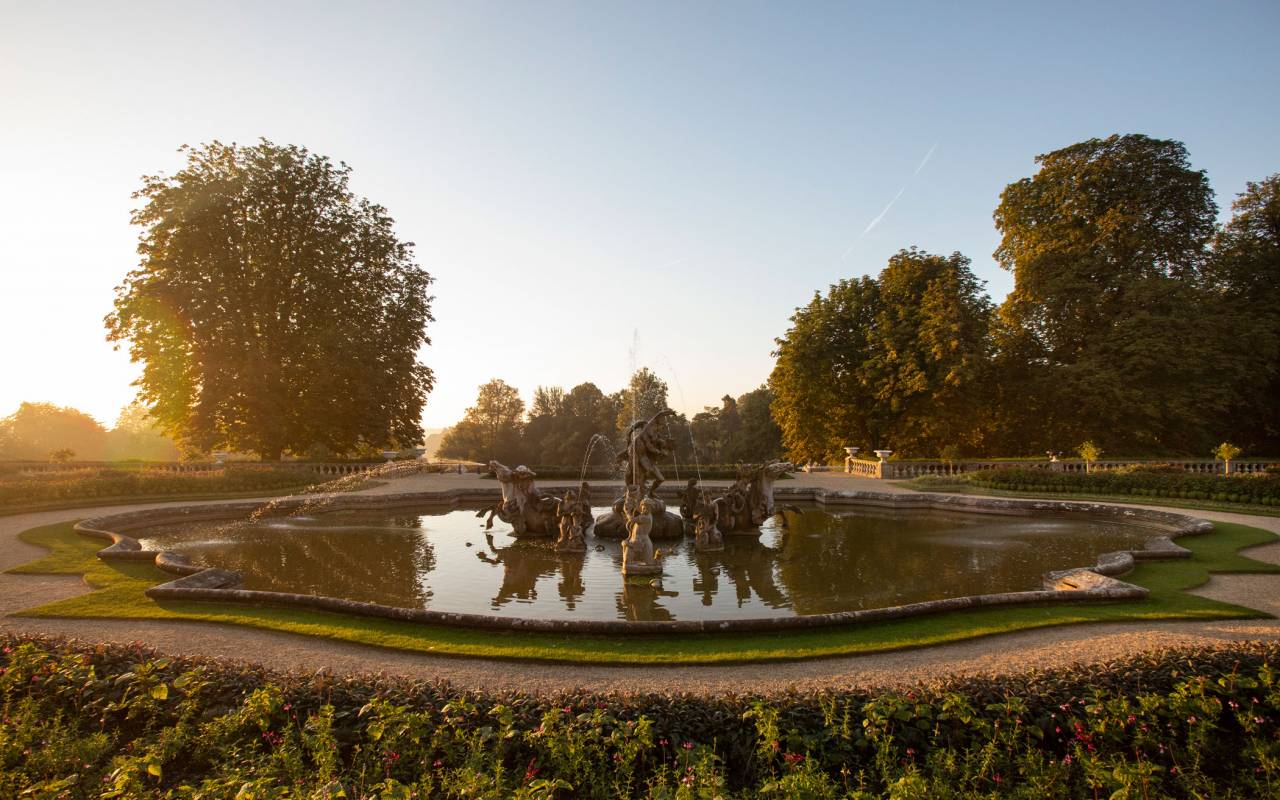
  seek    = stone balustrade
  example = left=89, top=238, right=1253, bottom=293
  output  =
left=6, top=460, right=408, bottom=478
left=880, top=459, right=1278, bottom=480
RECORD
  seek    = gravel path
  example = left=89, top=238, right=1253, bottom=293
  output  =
left=2, top=475, right=1277, bottom=694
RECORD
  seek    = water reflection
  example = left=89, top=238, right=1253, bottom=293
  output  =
left=136, top=505, right=1159, bottom=622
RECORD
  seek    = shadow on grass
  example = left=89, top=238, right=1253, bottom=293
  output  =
left=6, top=518, right=1279, bottom=665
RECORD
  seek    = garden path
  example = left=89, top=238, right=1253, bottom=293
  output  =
left=1, top=473, right=1276, bottom=694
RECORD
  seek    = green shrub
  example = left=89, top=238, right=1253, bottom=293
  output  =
left=1, top=636, right=1277, bottom=799
left=0, top=466, right=320, bottom=511
left=967, top=467, right=1280, bottom=507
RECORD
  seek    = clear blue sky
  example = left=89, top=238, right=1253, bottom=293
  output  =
left=2, top=1, right=1276, bottom=430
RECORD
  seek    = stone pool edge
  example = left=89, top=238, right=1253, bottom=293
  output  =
left=70, top=487, right=1211, bottom=635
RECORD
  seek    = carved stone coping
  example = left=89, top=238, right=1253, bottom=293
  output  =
left=71, top=487, right=1211, bottom=635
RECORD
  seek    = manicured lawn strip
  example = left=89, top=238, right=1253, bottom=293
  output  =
left=6, top=520, right=1278, bottom=665
left=900, top=478, right=1280, bottom=517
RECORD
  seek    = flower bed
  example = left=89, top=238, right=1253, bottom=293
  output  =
left=1, top=635, right=1276, bottom=798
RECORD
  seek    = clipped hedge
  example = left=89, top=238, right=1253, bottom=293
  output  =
left=482, top=464, right=788, bottom=482
left=968, top=466, right=1280, bottom=507
left=0, top=466, right=320, bottom=511
left=2, top=635, right=1277, bottom=798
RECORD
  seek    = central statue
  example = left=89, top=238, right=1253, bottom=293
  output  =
left=594, top=409, right=687, bottom=540
left=617, top=408, right=677, bottom=496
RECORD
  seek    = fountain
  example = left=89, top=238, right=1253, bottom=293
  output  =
left=594, top=410, right=687, bottom=539
left=476, top=461, right=558, bottom=537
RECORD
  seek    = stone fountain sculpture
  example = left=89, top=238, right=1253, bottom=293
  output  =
left=681, top=477, right=724, bottom=551
left=686, top=460, right=795, bottom=535
left=477, top=460, right=558, bottom=537
left=553, top=482, right=593, bottom=553
left=594, top=409, right=686, bottom=539
left=621, top=495, right=663, bottom=576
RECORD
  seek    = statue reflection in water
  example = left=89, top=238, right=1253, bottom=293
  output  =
left=617, top=577, right=678, bottom=621
left=476, top=532, right=559, bottom=609
left=701, top=538, right=791, bottom=610
left=557, top=552, right=586, bottom=610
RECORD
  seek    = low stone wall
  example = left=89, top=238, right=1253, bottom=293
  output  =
left=73, top=486, right=1211, bottom=635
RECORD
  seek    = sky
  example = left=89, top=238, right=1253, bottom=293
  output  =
left=1, top=1, right=1277, bottom=431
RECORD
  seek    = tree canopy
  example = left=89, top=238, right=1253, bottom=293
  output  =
left=992, top=134, right=1234, bottom=453
left=435, top=370, right=780, bottom=468
left=105, top=140, right=434, bottom=460
left=1206, top=174, right=1280, bottom=451
left=769, top=249, right=990, bottom=462
left=770, top=135, right=1274, bottom=459
left=0, top=401, right=180, bottom=461
left=0, top=403, right=108, bottom=461
left=689, top=387, right=783, bottom=464
left=436, top=379, right=525, bottom=463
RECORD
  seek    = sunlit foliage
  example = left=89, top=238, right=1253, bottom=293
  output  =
left=105, top=140, right=434, bottom=460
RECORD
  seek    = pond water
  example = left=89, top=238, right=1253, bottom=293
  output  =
left=135, top=506, right=1159, bottom=622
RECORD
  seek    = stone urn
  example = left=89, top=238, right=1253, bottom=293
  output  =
left=843, top=446, right=860, bottom=473
left=381, top=449, right=399, bottom=462
left=211, top=450, right=229, bottom=466
left=873, top=449, right=894, bottom=461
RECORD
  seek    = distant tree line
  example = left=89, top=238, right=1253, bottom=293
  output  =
left=437, top=369, right=783, bottom=468
left=0, top=402, right=180, bottom=462
left=770, top=135, right=1280, bottom=462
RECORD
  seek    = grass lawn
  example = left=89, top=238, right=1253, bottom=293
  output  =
left=899, top=477, right=1280, bottom=517
left=6, top=518, right=1279, bottom=665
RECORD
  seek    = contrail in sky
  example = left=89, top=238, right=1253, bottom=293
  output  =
left=842, top=140, right=939, bottom=258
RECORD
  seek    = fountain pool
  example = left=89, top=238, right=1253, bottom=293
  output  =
left=133, top=504, right=1165, bottom=623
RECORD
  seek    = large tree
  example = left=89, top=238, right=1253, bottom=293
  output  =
left=992, top=134, right=1227, bottom=453
left=862, top=249, right=991, bottom=454
left=105, top=140, right=434, bottom=460
left=436, top=379, right=525, bottom=463
left=1206, top=174, right=1280, bottom=451
left=523, top=382, right=620, bottom=466
left=770, top=278, right=881, bottom=464
left=770, top=249, right=990, bottom=462
left=614, top=368, right=670, bottom=434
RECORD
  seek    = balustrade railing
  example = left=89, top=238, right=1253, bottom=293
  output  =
left=878, top=459, right=1278, bottom=480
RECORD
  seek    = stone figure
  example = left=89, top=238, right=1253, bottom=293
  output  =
left=621, top=495, right=663, bottom=576
left=685, top=460, right=795, bottom=535
left=617, top=408, right=677, bottom=496
left=594, top=486, right=685, bottom=539
left=692, top=495, right=724, bottom=552
left=476, top=460, right=557, bottom=537
left=553, top=482, right=592, bottom=553
left=679, top=476, right=700, bottom=520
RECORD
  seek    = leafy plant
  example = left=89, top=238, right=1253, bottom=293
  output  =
left=47, top=448, right=75, bottom=463
left=1215, top=442, right=1244, bottom=474
left=1077, top=441, right=1102, bottom=473
left=2, top=636, right=1278, bottom=798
